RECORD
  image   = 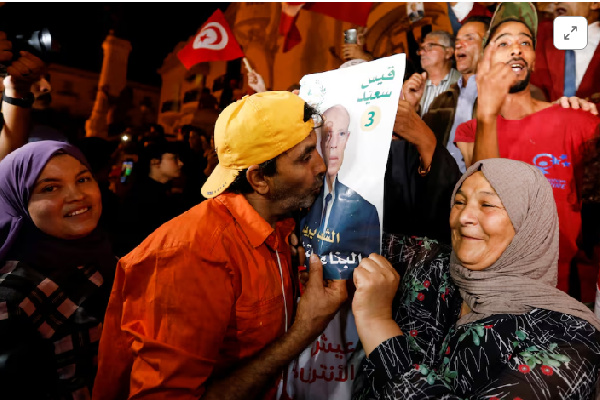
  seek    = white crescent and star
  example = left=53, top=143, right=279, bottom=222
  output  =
left=193, top=22, right=229, bottom=50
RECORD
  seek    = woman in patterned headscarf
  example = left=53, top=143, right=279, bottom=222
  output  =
left=351, top=158, right=600, bottom=399
left=0, top=141, right=116, bottom=399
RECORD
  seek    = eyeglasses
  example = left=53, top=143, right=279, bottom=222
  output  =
left=417, top=43, right=446, bottom=55
left=311, top=113, right=324, bottom=130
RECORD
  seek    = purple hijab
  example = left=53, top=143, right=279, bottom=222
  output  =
left=0, top=141, right=94, bottom=263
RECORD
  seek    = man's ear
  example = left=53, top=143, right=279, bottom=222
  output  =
left=150, top=158, right=161, bottom=167
left=445, top=47, right=454, bottom=61
left=246, top=165, right=270, bottom=195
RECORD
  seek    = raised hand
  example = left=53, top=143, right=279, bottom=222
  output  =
left=475, top=42, right=518, bottom=120
left=401, top=72, right=427, bottom=109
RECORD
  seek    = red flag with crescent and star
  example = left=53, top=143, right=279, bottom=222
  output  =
left=177, top=9, right=244, bottom=69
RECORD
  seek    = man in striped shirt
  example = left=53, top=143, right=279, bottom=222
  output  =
left=418, top=30, right=461, bottom=115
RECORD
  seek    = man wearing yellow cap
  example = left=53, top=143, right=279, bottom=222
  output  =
left=93, top=91, right=348, bottom=400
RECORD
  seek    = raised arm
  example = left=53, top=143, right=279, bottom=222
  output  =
left=0, top=31, right=44, bottom=160
left=472, top=42, right=516, bottom=163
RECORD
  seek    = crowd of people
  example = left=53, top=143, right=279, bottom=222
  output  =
left=0, top=2, right=599, bottom=400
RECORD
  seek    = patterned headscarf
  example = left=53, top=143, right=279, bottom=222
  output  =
left=450, top=158, right=600, bottom=331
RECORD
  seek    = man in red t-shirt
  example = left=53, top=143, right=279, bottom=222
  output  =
left=455, top=3, right=600, bottom=296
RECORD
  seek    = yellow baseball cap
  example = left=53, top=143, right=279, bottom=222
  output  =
left=201, top=91, right=315, bottom=198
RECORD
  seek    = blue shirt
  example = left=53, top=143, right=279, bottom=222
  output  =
left=447, top=75, right=478, bottom=173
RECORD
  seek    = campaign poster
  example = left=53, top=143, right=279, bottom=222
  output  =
left=281, top=54, right=405, bottom=400
left=299, top=53, right=406, bottom=280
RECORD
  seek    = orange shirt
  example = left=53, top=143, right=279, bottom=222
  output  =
left=93, top=193, right=296, bottom=400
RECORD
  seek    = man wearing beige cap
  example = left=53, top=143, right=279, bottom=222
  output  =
left=93, top=91, right=348, bottom=400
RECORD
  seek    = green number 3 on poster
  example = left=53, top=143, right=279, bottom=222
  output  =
left=361, top=106, right=381, bottom=132
left=365, top=112, right=375, bottom=127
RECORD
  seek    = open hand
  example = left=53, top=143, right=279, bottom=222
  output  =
left=555, top=96, right=598, bottom=115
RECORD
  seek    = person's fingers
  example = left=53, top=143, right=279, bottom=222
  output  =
left=411, top=75, right=423, bottom=89
left=14, top=54, right=41, bottom=73
left=491, top=62, right=517, bottom=88
left=589, top=103, right=598, bottom=115
left=299, top=270, right=309, bottom=286
left=367, top=253, right=399, bottom=280
left=289, top=233, right=299, bottom=257
left=479, top=41, right=495, bottom=76
left=556, top=96, right=569, bottom=108
left=242, top=57, right=253, bottom=73
left=353, top=265, right=366, bottom=287
left=298, top=245, right=306, bottom=266
left=409, top=73, right=421, bottom=82
left=325, top=277, right=348, bottom=301
left=368, top=253, right=391, bottom=268
left=356, top=257, right=378, bottom=274
left=569, top=96, right=581, bottom=109
left=307, top=254, right=324, bottom=291
left=7, top=63, right=30, bottom=79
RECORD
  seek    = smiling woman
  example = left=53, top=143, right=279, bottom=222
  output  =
left=28, top=153, right=103, bottom=240
left=0, top=141, right=116, bottom=399
left=351, top=158, right=600, bottom=399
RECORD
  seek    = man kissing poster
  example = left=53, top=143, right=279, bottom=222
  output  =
left=282, top=54, right=405, bottom=400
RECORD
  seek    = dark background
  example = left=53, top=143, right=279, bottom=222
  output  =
left=0, top=2, right=230, bottom=87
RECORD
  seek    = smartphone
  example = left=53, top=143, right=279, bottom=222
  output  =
left=120, top=160, right=133, bottom=183
left=344, top=29, right=358, bottom=44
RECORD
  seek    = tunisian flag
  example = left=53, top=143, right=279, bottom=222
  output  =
left=279, top=2, right=372, bottom=52
left=177, top=9, right=244, bottom=69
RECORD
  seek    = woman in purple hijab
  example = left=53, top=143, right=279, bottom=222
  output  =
left=0, top=141, right=115, bottom=399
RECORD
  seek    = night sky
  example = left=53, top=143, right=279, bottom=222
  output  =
left=0, top=2, right=230, bottom=87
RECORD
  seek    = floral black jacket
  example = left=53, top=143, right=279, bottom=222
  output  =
left=353, top=235, right=600, bottom=400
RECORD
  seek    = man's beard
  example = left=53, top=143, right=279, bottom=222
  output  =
left=269, top=174, right=324, bottom=212
left=508, top=68, right=531, bottom=94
